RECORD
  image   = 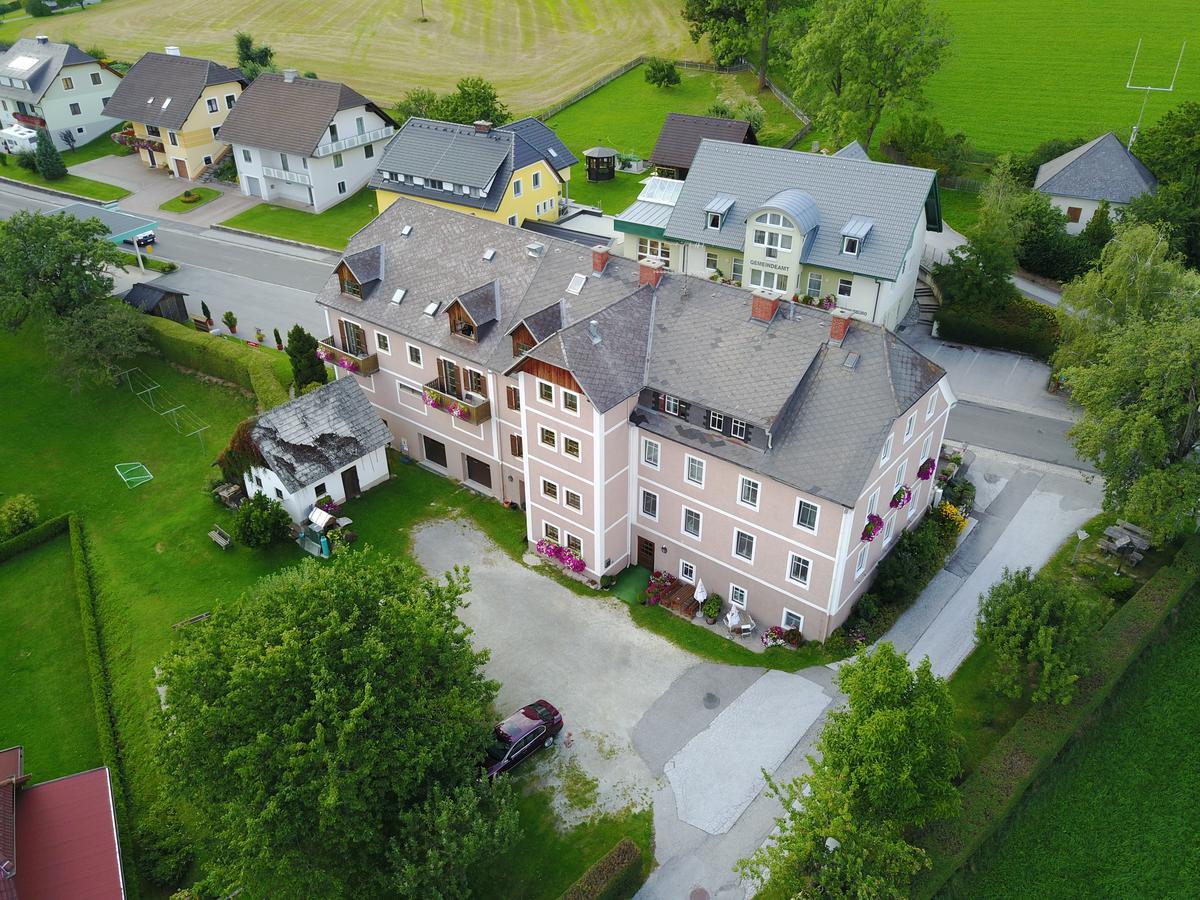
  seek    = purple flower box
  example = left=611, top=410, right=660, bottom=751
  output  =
left=535, top=538, right=586, bottom=574
left=917, top=457, right=936, bottom=481
left=861, top=513, right=885, bottom=542
left=890, top=485, right=913, bottom=510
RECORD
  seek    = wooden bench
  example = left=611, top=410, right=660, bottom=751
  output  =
left=208, top=524, right=232, bottom=549
left=1117, top=520, right=1153, bottom=542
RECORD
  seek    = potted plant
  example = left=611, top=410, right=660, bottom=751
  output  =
left=255, top=328, right=266, bottom=344
left=702, top=592, right=722, bottom=625
left=201, top=301, right=213, bottom=326
left=274, top=328, right=284, bottom=351
left=222, top=310, right=238, bottom=334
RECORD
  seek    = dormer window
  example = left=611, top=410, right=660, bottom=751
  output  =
left=707, top=212, right=722, bottom=230
left=842, top=236, right=860, bottom=255
left=704, top=193, right=735, bottom=231
left=339, top=273, right=361, bottom=297
left=840, top=217, right=873, bottom=256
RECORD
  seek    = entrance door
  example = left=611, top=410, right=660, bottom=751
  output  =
left=147, top=149, right=156, bottom=168
left=518, top=479, right=526, bottom=509
left=340, top=465, right=361, bottom=499
left=244, top=175, right=261, bottom=198
left=637, top=536, right=655, bottom=570
left=422, top=435, right=447, bottom=468
left=174, top=157, right=188, bottom=179
left=464, top=455, right=492, bottom=489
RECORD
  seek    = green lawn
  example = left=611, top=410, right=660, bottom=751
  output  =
left=547, top=64, right=806, bottom=213
left=62, top=128, right=133, bottom=167
left=219, top=188, right=377, bottom=249
left=939, top=188, right=982, bottom=237
left=919, top=0, right=1199, bottom=154
left=159, top=187, right=221, bottom=213
left=940, top=592, right=1200, bottom=898
left=947, top=642, right=1031, bottom=775
left=0, top=164, right=129, bottom=201
left=115, top=248, right=177, bottom=273
left=0, top=536, right=103, bottom=782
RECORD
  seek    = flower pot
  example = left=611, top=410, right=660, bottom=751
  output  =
left=228, top=325, right=237, bottom=334
left=206, top=318, right=214, bottom=327
left=705, top=615, right=718, bottom=625
left=276, top=343, right=284, bottom=351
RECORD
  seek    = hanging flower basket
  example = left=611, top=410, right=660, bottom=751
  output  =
left=315, top=347, right=332, bottom=361
left=890, top=485, right=913, bottom=510
left=422, top=389, right=443, bottom=409
left=860, top=513, right=885, bottom=542
left=917, top=457, right=936, bottom=481
left=448, top=402, right=468, bottom=419
left=535, top=538, right=586, bottom=573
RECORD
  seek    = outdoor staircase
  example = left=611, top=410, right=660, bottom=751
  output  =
left=195, top=144, right=232, bottom=183
left=915, top=283, right=939, bottom=325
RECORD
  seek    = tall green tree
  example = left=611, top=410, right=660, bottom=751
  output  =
left=682, top=0, right=806, bottom=90
left=976, top=567, right=1106, bottom=704
left=394, top=87, right=440, bottom=122
left=1125, top=175, right=1200, bottom=270
left=34, top=127, right=66, bottom=179
left=436, top=77, right=510, bottom=126
left=1133, top=99, right=1200, bottom=184
left=819, top=643, right=961, bottom=828
left=156, top=550, right=517, bottom=899
left=0, top=210, right=123, bottom=328
left=285, top=324, right=329, bottom=390
left=790, top=0, right=949, bottom=146
left=43, top=301, right=152, bottom=390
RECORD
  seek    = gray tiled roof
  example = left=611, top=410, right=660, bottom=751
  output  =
left=520, top=302, right=563, bottom=341
left=103, top=51, right=245, bottom=130
left=343, top=244, right=384, bottom=292
left=505, top=116, right=578, bottom=170
left=251, top=376, right=391, bottom=494
left=122, top=282, right=185, bottom=312
left=833, top=140, right=869, bottom=160
left=664, top=140, right=939, bottom=281
left=457, top=280, right=499, bottom=325
left=0, top=39, right=98, bottom=105
left=217, top=73, right=390, bottom=157
left=1034, top=132, right=1157, bottom=204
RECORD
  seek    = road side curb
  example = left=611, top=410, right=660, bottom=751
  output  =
left=0, top=175, right=107, bottom=205
left=210, top=223, right=338, bottom=255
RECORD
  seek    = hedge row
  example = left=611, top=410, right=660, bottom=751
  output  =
left=144, top=317, right=289, bottom=410
left=0, top=512, right=69, bottom=562
left=0, top=1, right=20, bottom=13
left=935, top=297, right=1060, bottom=361
left=560, top=838, right=644, bottom=900
left=912, top=535, right=1200, bottom=898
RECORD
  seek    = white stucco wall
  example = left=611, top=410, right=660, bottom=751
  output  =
left=1048, top=196, right=1109, bottom=235
left=244, top=446, right=391, bottom=524
left=0, top=59, right=121, bottom=150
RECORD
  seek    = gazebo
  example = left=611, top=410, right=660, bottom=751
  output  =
left=583, top=146, right=617, bottom=182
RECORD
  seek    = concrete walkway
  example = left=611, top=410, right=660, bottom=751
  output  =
left=925, top=221, right=1062, bottom=307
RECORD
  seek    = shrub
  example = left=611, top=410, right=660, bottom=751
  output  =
left=883, top=113, right=972, bottom=177
left=942, top=478, right=976, bottom=513
left=0, top=493, right=39, bottom=539
left=14, top=150, right=36, bottom=171
left=135, top=798, right=194, bottom=888
left=34, top=127, right=66, bottom=180
left=0, top=512, right=67, bottom=563
left=644, top=57, right=680, bottom=88
left=855, top=593, right=882, bottom=623
left=232, top=492, right=292, bottom=548
left=702, top=591, right=722, bottom=620
left=561, top=837, right=644, bottom=900
left=23, top=0, right=52, bottom=17
left=935, top=296, right=1060, bottom=360
left=216, top=418, right=264, bottom=484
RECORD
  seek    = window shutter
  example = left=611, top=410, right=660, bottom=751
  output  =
left=510, top=434, right=523, bottom=457
left=507, top=385, right=520, bottom=410
left=337, top=319, right=348, bottom=349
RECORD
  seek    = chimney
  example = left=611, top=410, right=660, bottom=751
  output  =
left=282, top=68, right=298, bottom=83
left=829, top=309, right=853, bottom=346
left=639, top=258, right=665, bottom=289
left=473, top=120, right=492, bottom=134
left=164, top=46, right=181, bottom=56
left=588, top=320, right=601, bottom=345
left=750, top=290, right=781, bottom=324
left=591, top=245, right=610, bottom=275
left=36, top=35, right=49, bottom=45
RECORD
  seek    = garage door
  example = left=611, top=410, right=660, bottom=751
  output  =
left=244, top=175, right=262, bottom=198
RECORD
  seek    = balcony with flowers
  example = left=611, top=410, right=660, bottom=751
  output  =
left=316, top=337, right=379, bottom=376
left=422, top=378, right=491, bottom=425
left=111, top=128, right=165, bottom=153
left=12, top=111, right=46, bottom=129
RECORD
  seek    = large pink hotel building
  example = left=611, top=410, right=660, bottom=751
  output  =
left=316, top=198, right=953, bottom=641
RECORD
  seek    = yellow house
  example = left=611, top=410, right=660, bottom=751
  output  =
left=371, top=117, right=576, bottom=226
left=103, top=48, right=246, bottom=181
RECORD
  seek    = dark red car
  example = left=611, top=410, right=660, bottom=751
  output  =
left=485, top=700, right=563, bottom=777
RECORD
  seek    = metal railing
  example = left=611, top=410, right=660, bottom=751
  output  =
left=422, top=378, right=492, bottom=425
left=313, top=126, right=395, bottom=157
left=261, top=165, right=312, bottom=186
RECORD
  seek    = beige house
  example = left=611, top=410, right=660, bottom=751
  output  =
left=103, top=47, right=246, bottom=181
left=315, top=199, right=954, bottom=640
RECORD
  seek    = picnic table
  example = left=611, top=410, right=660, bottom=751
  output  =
left=1103, top=525, right=1150, bottom=552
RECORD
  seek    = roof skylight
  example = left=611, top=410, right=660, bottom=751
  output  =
left=566, top=273, right=587, bottom=296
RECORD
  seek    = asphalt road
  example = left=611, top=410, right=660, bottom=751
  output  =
left=947, top=401, right=1094, bottom=472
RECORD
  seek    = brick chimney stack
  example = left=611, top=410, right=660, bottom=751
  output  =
left=750, top=291, right=781, bottom=323
left=639, top=258, right=665, bottom=288
left=473, top=120, right=492, bottom=134
left=829, top=309, right=853, bottom=346
left=591, top=245, right=610, bottom=275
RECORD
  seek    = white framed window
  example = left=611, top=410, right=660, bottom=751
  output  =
left=705, top=251, right=718, bottom=270
left=539, top=426, right=557, bottom=450
left=364, top=143, right=375, bottom=159
left=729, top=584, right=747, bottom=609
left=685, top=455, right=705, bottom=487
left=61, top=76, right=75, bottom=91
left=837, top=278, right=853, bottom=298
left=211, top=126, right=221, bottom=139
left=926, top=392, right=937, bottom=420
left=537, top=380, right=554, bottom=404
left=206, top=97, right=219, bottom=113
left=905, top=414, right=916, bottom=441
left=782, top=609, right=804, bottom=630
left=880, top=435, right=893, bottom=465
left=636, top=237, right=671, bottom=267
left=730, top=419, right=747, bottom=441
left=168, top=131, right=178, bottom=146
left=731, top=257, right=743, bottom=282
left=894, top=462, right=906, bottom=491
left=566, top=533, right=582, bottom=556
left=707, top=212, right=722, bottom=230
left=513, top=178, right=523, bottom=197
left=842, top=235, right=860, bottom=255
left=855, top=544, right=868, bottom=578
left=679, top=559, right=696, bottom=582
left=563, top=436, right=581, bottom=460
left=682, top=507, right=702, bottom=538
left=795, top=498, right=819, bottom=532
left=749, top=268, right=788, bottom=292
left=733, top=529, right=756, bottom=562
left=738, top=476, right=760, bottom=510
left=663, top=395, right=681, bottom=416
left=337, top=180, right=346, bottom=194
left=540, top=478, right=559, bottom=502
left=69, top=102, right=81, bottom=116
left=507, top=215, right=517, bottom=226
left=868, top=489, right=880, bottom=516
left=565, top=489, right=582, bottom=512
left=242, top=148, right=252, bottom=163
left=407, top=344, right=423, bottom=367
left=90, top=72, right=102, bottom=86
left=786, top=553, right=811, bottom=587
left=543, top=521, right=560, bottom=543
left=806, top=272, right=822, bottom=296
left=562, top=390, right=580, bottom=414
left=333, top=152, right=344, bottom=169
left=225, top=93, right=236, bottom=109
left=884, top=515, right=895, bottom=544
left=375, top=332, right=391, bottom=354
left=708, top=410, right=724, bottom=431
left=641, top=489, right=659, bottom=520
left=921, top=433, right=933, bottom=461
left=532, top=171, right=541, bottom=189
left=642, top=439, right=660, bottom=469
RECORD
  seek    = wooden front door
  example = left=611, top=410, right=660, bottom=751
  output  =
left=174, top=157, right=188, bottom=179
left=637, top=536, right=655, bottom=570
left=340, top=465, right=361, bottom=499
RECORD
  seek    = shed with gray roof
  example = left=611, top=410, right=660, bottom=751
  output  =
left=1035, top=132, right=1156, bottom=204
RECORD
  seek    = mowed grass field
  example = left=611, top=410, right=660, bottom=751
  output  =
left=22, top=0, right=701, bottom=114
left=922, top=0, right=1200, bottom=153
left=940, top=594, right=1200, bottom=898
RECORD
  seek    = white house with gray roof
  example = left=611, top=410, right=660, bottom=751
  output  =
left=313, top=198, right=955, bottom=641
left=0, top=37, right=122, bottom=150
left=1035, top=132, right=1156, bottom=234
left=616, top=139, right=941, bottom=331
